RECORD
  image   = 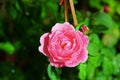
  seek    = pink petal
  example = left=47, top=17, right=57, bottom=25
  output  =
left=65, top=48, right=88, bottom=67
left=51, top=22, right=75, bottom=32
left=82, top=36, right=89, bottom=47
left=76, top=48, right=88, bottom=62
left=77, top=31, right=89, bottom=47
left=49, top=58, right=65, bottom=68
left=39, top=33, right=50, bottom=56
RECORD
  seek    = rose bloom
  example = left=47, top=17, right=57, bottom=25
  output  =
left=39, top=22, right=89, bottom=68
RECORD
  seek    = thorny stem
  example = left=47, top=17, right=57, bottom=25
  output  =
left=69, top=0, right=78, bottom=26
left=64, top=0, right=69, bottom=22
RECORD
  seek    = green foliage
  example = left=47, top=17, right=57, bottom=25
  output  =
left=102, top=27, right=120, bottom=47
left=77, top=3, right=120, bottom=79
left=89, top=0, right=102, bottom=9
left=91, top=12, right=113, bottom=28
left=0, top=42, right=15, bottom=55
left=102, top=57, right=113, bottom=76
left=0, top=0, right=120, bottom=80
left=86, top=62, right=95, bottom=79
left=78, top=63, right=86, bottom=80
left=0, top=62, right=25, bottom=80
left=76, top=17, right=89, bottom=31
left=47, top=64, right=61, bottom=80
left=88, top=33, right=100, bottom=56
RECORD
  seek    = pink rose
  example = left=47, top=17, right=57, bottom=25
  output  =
left=39, top=22, right=89, bottom=68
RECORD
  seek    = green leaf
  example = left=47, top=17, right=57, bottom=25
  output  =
left=87, top=52, right=102, bottom=79
left=116, top=5, right=120, bottom=15
left=15, top=1, right=22, bottom=12
left=41, top=7, right=46, bottom=19
left=113, top=54, right=120, bottom=76
left=76, top=17, right=89, bottom=30
left=116, top=54, right=120, bottom=67
left=47, top=64, right=61, bottom=80
left=73, top=0, right=78, bottom=4
left=9, top=7, right=17, bottom=19
left=112, top=56, right=120, bottom=75
left=86, top=62, right=95, bottom=80
left=0, top=42, right=15, bottom=55
left=102, top=34, right=118, bottom=47
left=102, top=28, right=120, bottom=47
left=88, top=55, right=102, bottom=68
left=89, top=0, right=102, bottom=9
left=102, top=57, right=113, bottom=76
left=95, top=71, right=108, bottom=80
left=78, top=63, right=86, bottom=80
left=101, top=47, right=115, bottom=57
left=91, top=12, right=113, bottom=28
left=87, top=34, right=100, bottom=56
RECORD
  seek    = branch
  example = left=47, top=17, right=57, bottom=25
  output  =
left=69, top=0, right=78, bottom=26
left=64, top=0, right=69, bottom=22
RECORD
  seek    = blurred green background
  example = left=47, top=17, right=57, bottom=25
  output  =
left=0, top=0, right=120, bottom=80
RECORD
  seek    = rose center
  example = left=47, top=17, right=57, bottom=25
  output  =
left=61, top=43, right=67, bottom=49
left=60, top=40, right=71, bottom=50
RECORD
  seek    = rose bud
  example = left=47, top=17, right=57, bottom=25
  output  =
left=104, top=5, right=110, bottom=13
left=39, top=22, right=89, bottom=68
left=81, top=25, right=89, bottom=35
left=59, top=0, right=64, bottom=5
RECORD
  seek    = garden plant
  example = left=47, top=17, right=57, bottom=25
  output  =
left=0, top=0, right=120, bottom=80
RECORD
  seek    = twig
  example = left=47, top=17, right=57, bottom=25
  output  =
left=64, top=0, right=68, bottom=22
left=69, top=0, right=78, bottom=26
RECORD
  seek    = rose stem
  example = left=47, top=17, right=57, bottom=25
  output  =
left=69, top=0, right=78, bottom=26
left=64, top=0, right=69, bottom=22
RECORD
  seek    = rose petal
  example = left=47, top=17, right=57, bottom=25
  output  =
left=49, top=58, right=65, bottom=68
left=65, top=48, right=88, bottom=67
left=51, top=22, right=75, bottom=32
left=76, top=48, right=88, bottom=62
left=82, top=36, right=89, bottom=47
left=77, top=31, right=89, bottom=47
left=39, top=33, right=50, bottom=56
